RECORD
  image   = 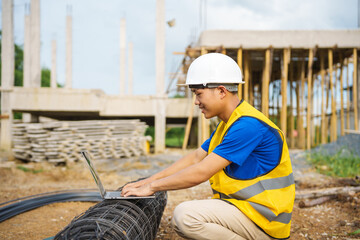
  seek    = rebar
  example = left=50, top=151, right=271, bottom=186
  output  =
left=54, top=186, right=167, bottom=240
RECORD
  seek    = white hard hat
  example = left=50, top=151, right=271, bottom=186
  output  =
left=183, top=53, right=244, bottom=89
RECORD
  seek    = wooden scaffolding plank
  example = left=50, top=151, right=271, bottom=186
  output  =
left=182, top=95, right=196, bottom=150
left=328, top=49, right=337, bottom=142
left=237, top=48, right=243, bottom=99
left=353, top=48, right=358, bottom=131
left=346, top=58, right=351, bottom=130
left=249, top=59, right=254, bottom=106
left=325, top=69, right=331, bottom=142
left=262, top=48, right=272, bottom=117
left=306, top=48, right=315, bottom=150
left=320, top=52, right=327, bottom=144
left=298, top=57, right=306, bottom=150
left=244, top=51, right=250, bottom=102
left=339, top=54, right=345, bottom=136
left=281, top=48, right=290, bottom=137
left=198, top=47, right=210, bottom=146
left=315, top=76, right=321, bottom=146
left=289, top=61, right=295, bottom=148
left=311, top=73, right=316, bottom=147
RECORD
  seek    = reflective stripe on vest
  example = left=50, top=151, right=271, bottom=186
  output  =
left=212, top=172, right=294, bottom=224
left=212, top=172, right=294, bottom=201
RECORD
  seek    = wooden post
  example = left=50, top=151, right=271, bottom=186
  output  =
left=311, top=73, right=316, bottom=147
left=249, top=54, right=254, bottom=105
left=198, top=47, right=210, bottom=146
left=237, top=48, right=243, bottom=99
left=281, top=48, right=290, bottom=136
left=320, top=51, right=326, bottom=144
left=353, top=48, right=358, bottom=131
left=346, top=58, right=351, bottom=130
left=244, top=51, right=250, bottom=102
left=296, top=78, right=301, bottom=148
left=289, top=61, right=295, bottom=148
left=325, top=70, right=330, bottom=142
left=276, top=77, right=281, bottom=127
left=328, top=49, right=337, bottom=142
left=298, top=58, right=306, bottom=149
left=182, top=95, right=196, bottom=150
left=316, top=78, right=321, bottom=145
left=262, top=48, right=272, bottom=117
left=339, top=54, right=345, bottom=136
left=306, top=48, right=314, bottom=150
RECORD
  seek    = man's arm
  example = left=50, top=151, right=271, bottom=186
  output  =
left=122, top=147, right=207, bottom=190
left=122, top=152, right=231, bottom=197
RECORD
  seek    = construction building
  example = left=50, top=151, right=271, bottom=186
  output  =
left=1, top=0, right=359, bottom=158
left=179, top=30, right=360, bottom=150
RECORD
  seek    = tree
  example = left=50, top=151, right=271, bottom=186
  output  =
left=0, top=30, right=54, bottom=88
left=0, top=31, right=61, bottom=119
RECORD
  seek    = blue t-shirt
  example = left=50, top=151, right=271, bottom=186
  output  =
left=201, top=116, right=283, bottom=180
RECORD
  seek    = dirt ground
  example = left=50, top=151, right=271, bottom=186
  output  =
left=0, top=150, right=359, bottom=240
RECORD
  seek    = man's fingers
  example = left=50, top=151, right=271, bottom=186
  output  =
left=122, top=187, right=134, bottom=197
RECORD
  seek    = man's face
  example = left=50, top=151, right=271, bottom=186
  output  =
left=192, top=88, right=220, bottom=119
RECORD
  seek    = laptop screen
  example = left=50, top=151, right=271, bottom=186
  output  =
left=81, top=151, right=107, bottom=197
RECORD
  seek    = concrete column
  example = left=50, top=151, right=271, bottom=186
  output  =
left=155, top=0, right=166, bottom=153
left=119, top=18, right=126, bottom=95
left=65, top=6, right=73, bottom=89
left=1, top=0, right=14, bottom=156
left=51, top=39, right=57, bottom=88
left=155, top=99, right=166, bottom=153
left=30, top=0, right=41, bottom=87
left=22, top=4, right=36, bottom=123
left=128, top=42, right=133, bottom=95
left=23, top=5, right=31, bottom=87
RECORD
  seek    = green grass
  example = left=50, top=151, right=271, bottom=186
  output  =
left=307, top=149, right=360, bottom=178
left=16, top=165, right=44, bottom=174
left=165, top=136, right=184, bottom=147
left=166, top=127, right=184, bottom=147
left=349, top=229, right=360, bottom=236
left=145, top=126, right=185, bottom=148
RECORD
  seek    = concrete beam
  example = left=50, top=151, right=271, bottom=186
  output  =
left=198, top=30, right=360, bottom=49
left=10, top=88, right=199, bottom=118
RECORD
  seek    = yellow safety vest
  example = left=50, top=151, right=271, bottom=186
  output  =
left=208, top=100, right=295, bottom=239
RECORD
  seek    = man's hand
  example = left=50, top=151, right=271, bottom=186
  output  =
left=121, top=182, right=155, bottom=197
left=123, top=177, right=151, bottom=190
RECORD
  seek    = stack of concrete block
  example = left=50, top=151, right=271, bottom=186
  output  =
left=12, top=119, right=149, bottom=164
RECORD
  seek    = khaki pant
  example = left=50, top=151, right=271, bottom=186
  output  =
left=172, top=199, right=272, bottom=240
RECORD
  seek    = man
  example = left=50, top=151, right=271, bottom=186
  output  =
left=122, top=53, right=295, bottom=240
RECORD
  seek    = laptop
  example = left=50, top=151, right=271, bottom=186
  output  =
left=80, top=151, right=155, bottom=200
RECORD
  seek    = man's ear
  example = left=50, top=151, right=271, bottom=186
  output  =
left=217, top=86, right=228, bottom=99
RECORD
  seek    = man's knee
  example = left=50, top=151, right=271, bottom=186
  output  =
left=172, top=201, right=203, bottom=237
left=172, top=201, right=192, bottom=228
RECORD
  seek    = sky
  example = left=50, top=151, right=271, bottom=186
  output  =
left=0, top=0, right=359, bottom=96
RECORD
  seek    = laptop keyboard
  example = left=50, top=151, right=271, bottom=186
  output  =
left=106, top=192, right=122, bottom=198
